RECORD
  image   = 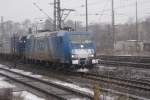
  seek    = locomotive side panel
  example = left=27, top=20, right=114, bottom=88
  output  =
left=24, top=33, right=66, bottom=63
left=25, top=36, right=35, bottom=60
left=32, top=37, right=50, bottom=61
left=62, top=33, right=71, bottom=64
left=48, top=36, right=64, bottom=63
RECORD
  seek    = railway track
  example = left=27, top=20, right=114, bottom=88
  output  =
left=73, top=72, right=150, bottom=99
left=0, top=66, right=93, bottom=100
left=97, top=55, right=150, bottom=69
left=97, top=55, right=150, bottom=63
left=0, top=59, right=149, bottom=99
left=99, top=60, right=150, bottom=69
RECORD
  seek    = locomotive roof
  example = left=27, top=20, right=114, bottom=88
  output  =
left=26, top=31, right=61, bottom=38
left=34, top=31, right=60, bottom=37
left=26, top=31, right=91, bottom=38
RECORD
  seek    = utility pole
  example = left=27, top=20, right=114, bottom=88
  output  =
left=85, top=0, right=88, bottom=31
left=57, top=0, right=61, bottom=29
left=112, top=0, right=115, bottom=49
left=1, top=17, right=4, bottom=34
left=74, top=21, right=77, bottom=31
left=135, top=0, right=139, bottom=52
left=53, top=0, right=75, bottom=31
left=53, top=0, right=76, bottom=31
left=54, top=0, right=61, bottom=30
left=54, top=0, right=56, bottom=31
left=1, top=16, right=5, bottom=40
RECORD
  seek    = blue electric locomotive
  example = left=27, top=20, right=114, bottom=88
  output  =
left=20, top=31, right=98, bottom=68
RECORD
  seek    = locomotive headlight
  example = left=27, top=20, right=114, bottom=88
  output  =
left=72, top=55, right=75, bottom=58
left=81, top=45, right=84, bottom=48
left=90, top=54, right=94, bottom=57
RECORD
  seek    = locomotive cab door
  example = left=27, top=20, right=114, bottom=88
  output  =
left=57, top=36, right=64, bottom=62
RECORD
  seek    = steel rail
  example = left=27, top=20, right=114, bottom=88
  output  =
left=0, top=67, right=93, bottom=100
left=99, top=60, right=150, bottom=69
left=71, top=72, right=150, bottom=99
left=79, top=72, right=150, bottom=92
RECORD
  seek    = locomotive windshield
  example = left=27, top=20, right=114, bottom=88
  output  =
left=70, top=34, right=92, bottom=44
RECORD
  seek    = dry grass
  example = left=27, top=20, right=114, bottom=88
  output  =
left=13, top=93, right=24, bottom=100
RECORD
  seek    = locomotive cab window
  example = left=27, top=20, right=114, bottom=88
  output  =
left=59, top=37, right=63, bottom=43
left=70, top=34, right=92, bottom=44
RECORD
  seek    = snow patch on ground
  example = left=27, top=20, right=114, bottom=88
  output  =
left=0, top=77, right=5, bottom=81
left=117, top=54, right=133, bottom=56
left=0, top=64, right=5, bottom=67
left=52, top=79, right=93, bottom=95
left=0, top=75, right=44, bottom=100
left=96, top=65, right=116, bottom=71
left=0, top=77, right=15, bottom=88
left=100, top=95, right=117, bottom=100
left=0, top=64, right=116, bottom=100
left=14, top=91, right=45, bottom=100
left=11, top=69, right=32, bottom=75
left=96, top=65, right=105, bottom=68
left=10, top=69, right=43, bottom=78
left=0, top=65, right=43, bottom=78
left=69, top=98, right=87, bottom=100
left=51, top=79, right=116, bottom=100
left=77, top=68, right=89, bottom=72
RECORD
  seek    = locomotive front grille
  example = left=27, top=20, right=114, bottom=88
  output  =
left=80, top=58, right=86, bottom=65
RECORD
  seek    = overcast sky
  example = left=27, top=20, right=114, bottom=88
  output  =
left=0, top=0, right=150, bottom=25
